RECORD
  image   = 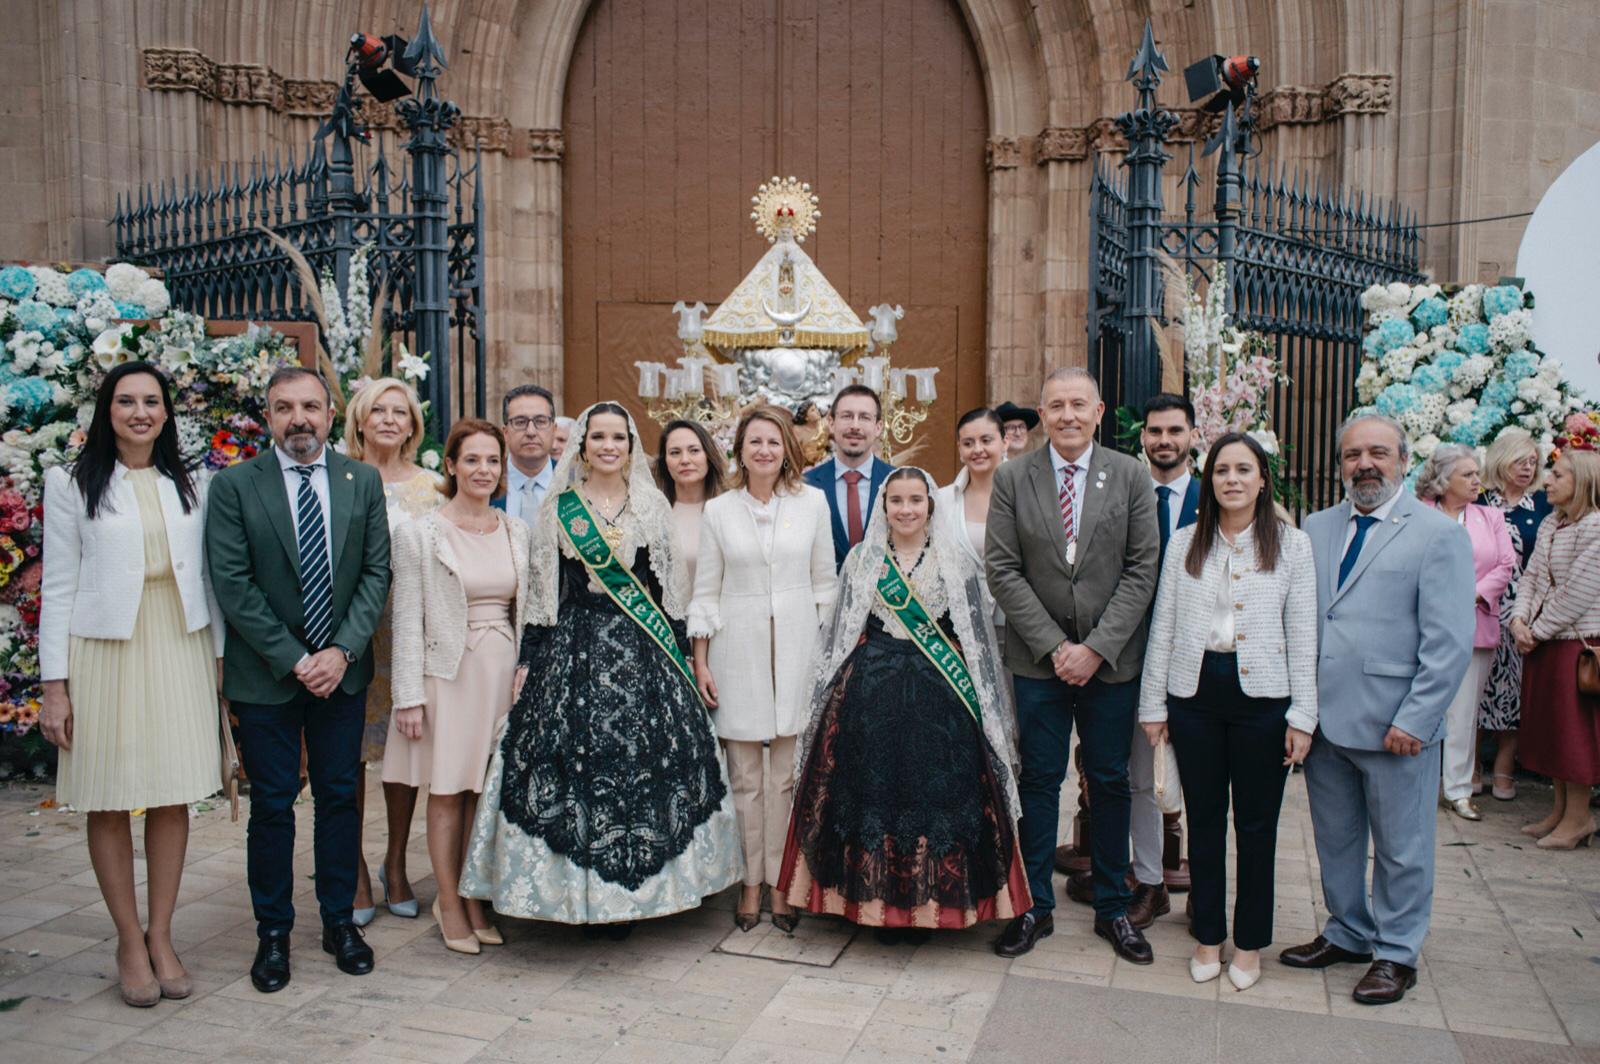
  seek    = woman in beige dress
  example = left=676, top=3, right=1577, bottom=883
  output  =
left=39, top=362, right=225, bottom=1007
left=654, top=418, right=727, bottom=588
left=386, top=418, right=530, bottom=953
left=345, top=377, right=442, bottom=923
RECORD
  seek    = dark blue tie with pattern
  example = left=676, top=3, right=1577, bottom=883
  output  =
left=293, top=465, right=333, bottom=649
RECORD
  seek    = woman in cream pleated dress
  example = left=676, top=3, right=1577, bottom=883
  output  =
left=690, top=406, right=837, bottom=932
left=39, top=362, right=225, bottom=1008
left=385, top=418, right=530, bottom=954
left=345, top=377, right=443, bottom=924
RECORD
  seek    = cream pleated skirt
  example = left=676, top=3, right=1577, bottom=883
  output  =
left=57, top=468, right=220, bottom=812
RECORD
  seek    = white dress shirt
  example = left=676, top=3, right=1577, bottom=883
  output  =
left=1152, top=470, right=1192, bottom=542
left=276, top=446, right=332, bottom=561
left=505, top=460, right=554, bottom=521
left=1048, top=439, right=1094, bottom=540
left=1341, top=486, right=1403, bottom=553
left=833, top=454, right=874, bottom=533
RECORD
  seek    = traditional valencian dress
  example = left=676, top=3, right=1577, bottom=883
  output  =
left=460, top=405, right=743, bottom=923
left=778, top=469, right=1031, bottom=928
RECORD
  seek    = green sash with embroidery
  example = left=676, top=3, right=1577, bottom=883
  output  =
left=556, top=489, right=702, bottom=704
left=875, top=553, right=983, bottom=724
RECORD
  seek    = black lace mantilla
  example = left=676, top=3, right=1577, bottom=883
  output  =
left=790, top=613, right=1014, bottom=912
left=498, top=550, right=727, bottom=890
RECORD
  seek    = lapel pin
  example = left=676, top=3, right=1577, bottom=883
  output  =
left=346, top=472, right=354, bottom=480
left=1095, top=481, right=1104, bottom=489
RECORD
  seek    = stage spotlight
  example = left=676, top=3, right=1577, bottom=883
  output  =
left=348, top=32, right=415, bottom=102
left=1184, top=54, right=1259, bottom=113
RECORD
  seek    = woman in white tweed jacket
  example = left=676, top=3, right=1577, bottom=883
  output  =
left=1138, top=432, right=1318, bottom=993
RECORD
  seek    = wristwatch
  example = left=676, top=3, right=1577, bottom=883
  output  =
left=332, top=643, right=357, bottom=665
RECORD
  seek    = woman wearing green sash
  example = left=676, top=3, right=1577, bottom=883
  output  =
left=778, top=467, right=1031, bottom=939
left=460, top=403, right=743, bottom=932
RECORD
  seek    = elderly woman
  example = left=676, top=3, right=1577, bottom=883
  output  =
left=345, top=377, right=443, bottom=923
left=1510, top=444, right=1600, bottom=849
left=1475, top=430, right=1552, bottom=799
left=1415, top=443, right=1515, bottom=821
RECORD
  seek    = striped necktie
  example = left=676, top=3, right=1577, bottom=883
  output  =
left=292, top=465, right=333, bottom=649
left=1059, top=463, right=1079, bottom=541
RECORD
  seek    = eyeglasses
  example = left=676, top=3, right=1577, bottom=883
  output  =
left=1003, top=424, right=1028, bottom=437
left=508, top=415, right=553, bottom=432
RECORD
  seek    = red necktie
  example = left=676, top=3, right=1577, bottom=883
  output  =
left=843, top=469, right=865, bottom=545
left=1059, top=463, right=1079, bottom=541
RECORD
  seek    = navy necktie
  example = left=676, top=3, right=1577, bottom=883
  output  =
left=1337, top=514, right=1378, bottom=589
left=1156, top=485, right=1174, bottom=561
left=293, top=465, right=333, bottom=649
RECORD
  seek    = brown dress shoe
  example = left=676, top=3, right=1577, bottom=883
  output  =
left=1064, top=871, right=1094, bottom=905
left=1125, top=883, right=1170, bottom=930
left=1054, top=843, right=1091, bottom=875
left=1352, top=960, right=1417, bottom=1005
left=1279, top=935, right=1374, bottom=969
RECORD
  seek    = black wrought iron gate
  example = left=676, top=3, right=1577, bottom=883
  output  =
left=1089, top=23, right=1422, bottom=513
left=109, top=7, right=485, bottom=439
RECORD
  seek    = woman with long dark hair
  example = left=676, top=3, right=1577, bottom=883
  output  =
left=654, top=419, right=727, bottom=589
left=1137, top=432, right=1318, bottom=992
left=39, top=361, right=225, bottom=1008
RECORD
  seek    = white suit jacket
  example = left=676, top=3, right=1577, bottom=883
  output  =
left=1138, top=521, right=1319, bottom=734
left=40, top=463, right=224, bottom=681
left=688, top=485, right=837, bottom=741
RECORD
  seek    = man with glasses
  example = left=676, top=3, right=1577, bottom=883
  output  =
left=803, top=384, right=894, bottom=570
left=996, top=401, right=1040, bottom=459
left=494, top=385, right=556, bottom=520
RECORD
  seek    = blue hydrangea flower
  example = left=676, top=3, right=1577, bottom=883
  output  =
left=1503, top=348, right=1539, bottom=381
left=114, top=301, right=149, bottom=320
left=1377, top=318, right=1415, bottom=354
left=0, top=266, right=35, bottom=301
left=1434, top=350, right=1464, bottom=375
left=12, top=299, right=58, bottom=335
left=1376, top=383, right=1419, bottom=418
left=65, top=268, right=108, bottom=300
left=4, top=377, right=56, bottom=424
left=1482, top=376, right=1517, bottom=407
left=1481, top=285, right=1523, bottom=321
left=1448, top=420, right=1483, bottom=446
left=1411, top=296, right=1449, bottom=331
left=1412, top=364, right=1449, bottom=393
left=1456, top=323, right=1490, bottom=355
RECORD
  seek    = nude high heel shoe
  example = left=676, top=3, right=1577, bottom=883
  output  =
left=1535, top=820, right=1596, bottom=850
left=432, top=899, right=481, bottom=955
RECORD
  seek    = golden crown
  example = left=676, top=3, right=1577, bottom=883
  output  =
left=751, top=176, right=820, bottom=244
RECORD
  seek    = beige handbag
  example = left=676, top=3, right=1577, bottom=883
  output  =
left=1152, top=739, right=1183, bottom=814
left=219, top=703, right=240, bottom=821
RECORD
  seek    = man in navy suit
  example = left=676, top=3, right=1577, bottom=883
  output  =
left=1068, top=392, right=1202, bottom=926
left=803, top=384, right=894, bottom=570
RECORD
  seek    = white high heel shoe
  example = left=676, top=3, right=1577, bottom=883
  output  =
left=1227, top=962, right=1261, bottom=991
left=1189, top=955, right=1222, bottom=983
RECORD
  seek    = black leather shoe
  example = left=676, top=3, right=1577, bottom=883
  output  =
left=250, top=935, right=291, bottom=993
left=994, top=911, right=1053, bottom=958
left=1094, top=916, right=1153, bottom=965
left=322, top=923, right=374, bottom=976
left=1352, top=960, right=1417, bottom=1005
left=1278, top=935, right=1374, bottom=970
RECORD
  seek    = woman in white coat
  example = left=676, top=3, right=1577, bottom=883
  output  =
left=937, top=407, right=1007, bottom=647
left=690, top=405, right=837, bottom=932
left=39, top=362, right=225, bottom=1008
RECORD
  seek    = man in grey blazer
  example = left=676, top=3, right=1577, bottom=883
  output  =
left=1281, top=413, right=1473, bottom=1005
left=986, top=367, right=1160, bottom=962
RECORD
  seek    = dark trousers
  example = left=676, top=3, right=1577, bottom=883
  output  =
left=232, top=686, right=366, bottom=938
left=1167, top=652, right=1290, bottom=951
left=1013, top=673, right=1137, bottom=920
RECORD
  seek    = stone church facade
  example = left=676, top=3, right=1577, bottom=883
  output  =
left=7, top=0, right=1598, bottom=426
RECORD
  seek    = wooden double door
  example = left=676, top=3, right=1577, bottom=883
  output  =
left=561, top=0, right=990, bottom=481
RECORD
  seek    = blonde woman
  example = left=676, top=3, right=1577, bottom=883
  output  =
left=344, top=377, right=443, bottom=923
left=1476, top=429, right=1552, bottom=800
left=1510, top=442, right=1600, bottom=849
left=691, top=406, right=837, bottom=932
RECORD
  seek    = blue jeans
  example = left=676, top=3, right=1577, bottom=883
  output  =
left=232, top=686, right=366, bottom=938
left=1013, top=673, right=1137, bottom=920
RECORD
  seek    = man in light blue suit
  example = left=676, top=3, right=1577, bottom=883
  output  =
left=1280, top=413, right=1474, bottom=1006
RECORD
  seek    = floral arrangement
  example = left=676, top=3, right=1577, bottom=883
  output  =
left=1354, top=281, right=1585, bottom=469
left=1180, top=264, right=1287, bottom=457
left=0, top=262, right=300, bottom=738
left=1551, top=410, right=1600, bottom=462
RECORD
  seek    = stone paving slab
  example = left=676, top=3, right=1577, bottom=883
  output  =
left=0, top=766, right=1593, bottom=1062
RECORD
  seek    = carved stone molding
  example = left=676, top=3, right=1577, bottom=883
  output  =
left=1036, top=71, right=1393, bottom=163
left=141, top=47, right=540, bottom=157
left=985, top=137, right=1023, bottom=171
left=527, top=128, right=566, bottom=161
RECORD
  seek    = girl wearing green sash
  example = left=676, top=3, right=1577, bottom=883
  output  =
left=778, top=467, right=1032, bottom=938
left=460, top=404, right=743, bottom=932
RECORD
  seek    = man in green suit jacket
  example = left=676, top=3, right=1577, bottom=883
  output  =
left=206, top=367, right=390, bottom=993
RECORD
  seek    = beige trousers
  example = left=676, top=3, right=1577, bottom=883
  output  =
left=723, top=736, right=797, bottom=887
